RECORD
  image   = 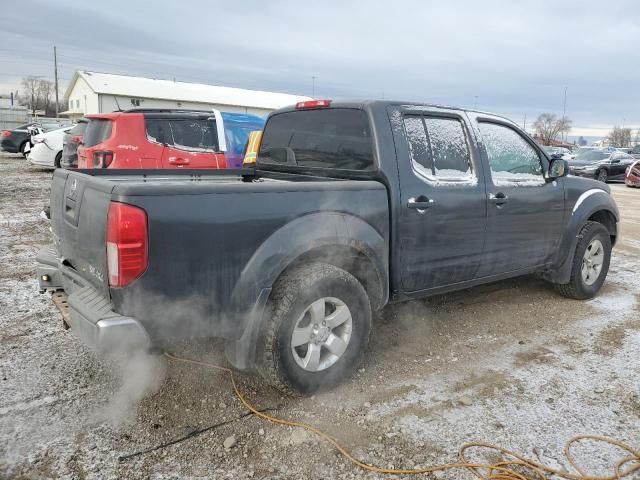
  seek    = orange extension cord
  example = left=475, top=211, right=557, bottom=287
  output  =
left=164, top=352, right=640, bottom=480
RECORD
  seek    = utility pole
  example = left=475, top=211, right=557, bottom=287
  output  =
left=54, top=45, right=59, bottom=118
left=311, top=76, right=317, bottom=98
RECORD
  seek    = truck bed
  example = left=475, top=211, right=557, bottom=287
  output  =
left=47, top=167, right=389, bottom=344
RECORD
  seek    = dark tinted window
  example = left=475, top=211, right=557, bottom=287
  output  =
left=83, top=119, right=112, bottom=147
left=259, top=108, right=374, bottom=170
left=403, top=115, right=472, bottom=180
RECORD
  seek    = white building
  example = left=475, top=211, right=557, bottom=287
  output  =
left=62, top=71, right=311, bottom=120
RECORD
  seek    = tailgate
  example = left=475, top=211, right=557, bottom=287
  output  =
left=50, top=169, right=113, bottom=295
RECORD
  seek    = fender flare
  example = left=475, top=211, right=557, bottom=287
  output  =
left=224, top=211, right=389, bottom=370
left=546, top=189, right=619, bottom=284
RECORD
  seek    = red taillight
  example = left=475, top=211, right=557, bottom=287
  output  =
left=93, top=150, right=114, bottom=168
left=106, top=202, right=148, bottom=287
left=71, top=135, right=83, bottom=144
left=1, top=130, right=11, bottom=137
left=295, top=99, right=331, bottom=109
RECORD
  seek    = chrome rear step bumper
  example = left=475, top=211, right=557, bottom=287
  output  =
left=36, top=246, right=150, bottom=354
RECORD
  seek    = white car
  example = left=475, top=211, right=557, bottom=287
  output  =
left=27, top=126, right=70, bottom=169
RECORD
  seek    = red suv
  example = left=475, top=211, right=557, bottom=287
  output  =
left=78, top=109, right=227, bottom=169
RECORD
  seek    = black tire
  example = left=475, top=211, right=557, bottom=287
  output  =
left=258, top=262, right=372, bottom=396
left=19, top=142, right=28, bottom=157
left=596, top=169, right=608, bottom=183
left=54, top=152, right=62, bottom=169
left=555, top=221, right=611, bottom=300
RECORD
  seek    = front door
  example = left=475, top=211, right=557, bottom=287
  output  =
left=393, top=107, right=487, bottom=293
left=471, top=118, right=565, bottom=276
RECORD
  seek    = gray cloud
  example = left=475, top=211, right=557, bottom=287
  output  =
left=1, top=0, right=639, bottom=134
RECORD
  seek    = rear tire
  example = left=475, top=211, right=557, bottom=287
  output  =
left=258, top=262, right=371, bottom=396
left=555, top=221, right=611, bottom=300
left=54, top=152, right=62, bottom=169
left=596, top=169, right=608, bottom=183
left=19, top=142, right=28, bottom=157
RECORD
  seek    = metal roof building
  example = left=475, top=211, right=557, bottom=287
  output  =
left=61, top=71, right=311, bottom=120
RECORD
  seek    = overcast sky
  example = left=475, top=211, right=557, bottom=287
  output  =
left=1, top=0, right=639, bottom=137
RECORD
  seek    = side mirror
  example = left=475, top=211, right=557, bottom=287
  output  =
left=611, top=158, right=620, bottom=164
left=549, top=158, right=569, bottom=178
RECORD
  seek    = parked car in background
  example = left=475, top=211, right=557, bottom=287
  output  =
left=220, top=112, right=265, bottom=168
left=1, top=120, right=72, bottom=156
left=625, top=159, right=640, bottom=187
left=61, top=118, right=88, bottom=168
left=1, top=123, right=38, bottom=156
left=570, top=150, right=635, bottom=182
left=77, top=109, right=228, bottom=169
left=629, top=144, right=640, bottom=159
left=27, top=126, right=69, bottom=169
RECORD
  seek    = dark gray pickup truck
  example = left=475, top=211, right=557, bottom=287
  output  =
left=37, top=100, right=619, bottom=394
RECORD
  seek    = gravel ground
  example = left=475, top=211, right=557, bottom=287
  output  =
left=1, top=152, right=638, bottom=479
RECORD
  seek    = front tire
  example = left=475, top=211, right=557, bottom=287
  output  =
left=54, top=152, right=62, bottom=169
left=596, top=169, right=608, bottom=183
left=555, top=221, right=611, bottom=300
left=258, top=262, right=372, bottom=396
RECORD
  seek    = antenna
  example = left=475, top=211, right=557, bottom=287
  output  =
left=113, top=95, right=122, bottom=112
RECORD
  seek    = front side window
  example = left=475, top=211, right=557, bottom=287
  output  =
left=259, top=108, right=374, bottom=171
left=478, top=122, right=544, bottom=185
left=403, top=115, right=473, bottom=181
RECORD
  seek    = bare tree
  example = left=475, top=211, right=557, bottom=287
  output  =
left=607, top=126, right=632, bottom=147
left=37, top=79, right=53, bottom=115
left=532, top=113, right=572, bottom=145
left=20, top=76, right=41, bottom=116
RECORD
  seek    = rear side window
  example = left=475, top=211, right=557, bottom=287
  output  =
left=258, top=108, right=374, bottom=170
left=145, top=118, right=218, bottom=151
left=69, top=121, right=88, bottom=136
left=168, top=119, right=218, bottom=151
left=403, top=115, right=473, bottom=181
left=83, top=119, right=112, bottom=147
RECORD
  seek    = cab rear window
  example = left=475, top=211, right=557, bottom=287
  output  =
left=258, top=108, right=374, bottom=171
left=83, top=119, right=112, bottom=147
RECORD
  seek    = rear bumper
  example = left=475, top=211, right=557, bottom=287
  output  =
left=1, top=140, right=19, bottom=153
left=36, top=246, right=150, bottom=354
left=626, top=176, right=640, bottom=186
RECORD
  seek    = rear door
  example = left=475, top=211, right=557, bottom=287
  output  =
left=158, top=116, right=224, bottom=168
left=391, top=106, right=487, bottom=292
left=470, top=116, right=565, bottom=276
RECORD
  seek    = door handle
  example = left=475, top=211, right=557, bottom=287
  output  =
left=407, top=196, right=434, bottom=212
left=489, top=192, right=508, bottom=205
left=169, top=157, right=190, bottom=165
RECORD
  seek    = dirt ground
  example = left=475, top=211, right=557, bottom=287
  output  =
left=1, top=153, right=638, bottom=479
